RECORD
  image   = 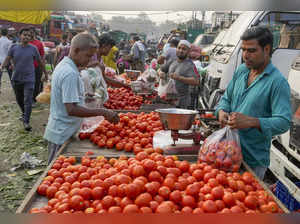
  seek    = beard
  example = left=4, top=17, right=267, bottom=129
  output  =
left=177, top=54, right=187, bottom=60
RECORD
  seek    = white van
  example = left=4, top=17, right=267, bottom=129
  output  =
left=269, top=54, right=300, bottom=203
left=201, top=11, right=300, bottom=109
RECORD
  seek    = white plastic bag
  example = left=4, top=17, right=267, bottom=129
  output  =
left=159, top=78, right=178, bottom=101
left=80, top=116, right=105, bottom=134
left=198, top=126, right=243, bottom=172
left=81, top=67, right=109, bottom=108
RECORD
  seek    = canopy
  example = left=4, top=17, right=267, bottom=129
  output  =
left=0, top=11, right=51, bottom=25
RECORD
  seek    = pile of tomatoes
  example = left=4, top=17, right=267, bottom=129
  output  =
left=79, top=112, right=163, bottom=154
left=31, top=152, right=282, bottom=214
left=104, top=87, right=152, bottom=110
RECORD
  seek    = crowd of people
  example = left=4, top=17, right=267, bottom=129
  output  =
left=0, top=25, right=292, bottom=181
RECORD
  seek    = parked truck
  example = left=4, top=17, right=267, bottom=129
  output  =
left=200, top=11, right=300, bottom=109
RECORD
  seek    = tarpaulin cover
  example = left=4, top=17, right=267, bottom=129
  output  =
left=0, top=11, right=51, bottom=25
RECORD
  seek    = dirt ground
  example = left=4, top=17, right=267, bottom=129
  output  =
left=0, top=72, right=49, bottom=212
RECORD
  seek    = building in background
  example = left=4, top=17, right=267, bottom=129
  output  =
left=211, top=11, right=241, bottom=31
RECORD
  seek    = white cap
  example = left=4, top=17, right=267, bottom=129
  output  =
left=178, top=40, right=191, bottom=48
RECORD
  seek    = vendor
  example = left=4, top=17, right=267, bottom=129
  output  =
left=168, top=40, right=200, bottom=109
left=44, top=33, right=119, bottom=164
left=87, top=34, right=129, bottom=89
left=216, top=26, right=291, bottom=180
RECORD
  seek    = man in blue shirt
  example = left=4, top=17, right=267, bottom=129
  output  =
left=44, top=33, right=119, bottom=164
left=1, top=27, right=42, bottom=131
left=216, top=26, right=291, bottom=180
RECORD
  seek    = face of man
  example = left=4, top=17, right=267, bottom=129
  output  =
left=98, top=44, right=112, bottom=57
left=74, top=47, right=97, bottom=67
left=20, top=31, right=32, bottom=44
left=241, top=39, right=270, bottom=70
left=176, top=44, right=190, bottom=60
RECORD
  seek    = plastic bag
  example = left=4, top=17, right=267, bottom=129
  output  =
left=198, top=126, right=243, bottom=172
left=36, top=81, right=51, bottom=104
left=105, top=67, right=117, bottom=78
left=81, top=67, right=109, bottom=108
left=160, top=78, right=178, bottom=100
left=80, top=116, right=105, bottom=134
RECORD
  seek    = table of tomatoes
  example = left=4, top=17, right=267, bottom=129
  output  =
left=17, top=110, right=288, bottom=214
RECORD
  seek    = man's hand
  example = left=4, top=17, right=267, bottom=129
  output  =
left=169, top=73, right=181, bottom=81
left=218, top=110, right=229, bottom=127
left=227, top=112, right=260, bottom=129
left=103, top=110, right=120, bottom=124
left=158, top=70, right=166, bottom=79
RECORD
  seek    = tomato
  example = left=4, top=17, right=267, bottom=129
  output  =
left=125, top=183, right=139, bottom=199
left=135, top=193, right=152, bottom=207
left=131, top=165, right=146, bottom=177
left=46, top=186, right=58, bottom=199
left=140, top=206, right=153, bottom=213
left=101, top=195, right=115, bottom=209
left=202, top=200, right=218, bottom=213
left=186, top=183, right=200, bottom=196
left=162, top=178, right=175, bottom=190
left=70, top=195, right=85, bottom=211
left=244, top=195, right=258, bottom=210
left=267, top=201, right=278, bottom=213
left=192, top=169, right=204, bottom=181
left=148, top=171, right=163, bottom=183
left=234, top=190, right=246, bottom=202
left=37, top=184, right=48, bottom=196
left=181, top=195, right=196, bottom=208
left=215, top=200, right=226, bottom=211
left=211, top=186, right=224, bottom=200
left=155, top=202, right=173, bottom=213
left=155, top=186, right=170, bottom=199
left=230, top=205, right=243, bottom=213
left=169, top=190, right=182, bottom=203
left=108, top=206, right=122, bottom=213
left=123, top=204, right=140, bottom=213
left=223, top=192, right=236, bottom=207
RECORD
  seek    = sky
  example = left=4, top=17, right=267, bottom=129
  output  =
left=76, top=11, right=214, bottom=24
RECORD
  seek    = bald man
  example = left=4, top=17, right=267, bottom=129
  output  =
left=44, top=33, right=119, bottom=164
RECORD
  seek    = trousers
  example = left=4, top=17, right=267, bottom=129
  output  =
left=11, top=80, right=35, bottom=124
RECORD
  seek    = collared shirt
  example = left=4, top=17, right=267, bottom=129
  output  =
left=216, top=63, right=291, bottom=167
left=0, top=36, right=12, bottom=64
left=44, top=57, right=85, bottom=145
left=8, top=44, right=41, bottom=82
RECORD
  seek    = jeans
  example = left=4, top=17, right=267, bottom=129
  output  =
left=251, top=166, right=267, bottom=180
left=33, top=66, right=42, bottom=102
left=47, top=142, right=61, bottom=165
left=11, top=81, right=35, bottom=124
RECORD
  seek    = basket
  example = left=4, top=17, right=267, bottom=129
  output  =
left=275, top=180, right=300, bottom=211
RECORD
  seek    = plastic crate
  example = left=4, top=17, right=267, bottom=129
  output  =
left=275, top=180, right=300, bottom=211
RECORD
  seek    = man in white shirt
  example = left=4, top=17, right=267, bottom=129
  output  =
left=0, top=28, right=12, bottom=92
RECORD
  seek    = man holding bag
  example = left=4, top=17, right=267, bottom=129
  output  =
left=216, top=26, right=291, bottom=179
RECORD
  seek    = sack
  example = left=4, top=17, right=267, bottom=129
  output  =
left=80, top=116, right=105, bottom=134
left=198, top=126, right=243, bottom=172
left=36, top=82, right=51, bottom=104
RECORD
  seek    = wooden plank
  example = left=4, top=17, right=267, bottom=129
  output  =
left=61, top=138, right=134, bottom=157
left=16, top=140, right=71, bottom=213
left=242, top=161, right=290, bottom=214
